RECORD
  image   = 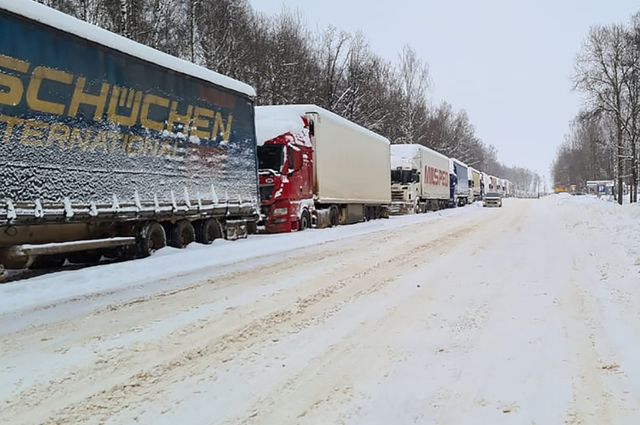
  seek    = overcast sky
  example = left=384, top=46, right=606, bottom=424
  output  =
left=249, top=0, right=639, bottom=182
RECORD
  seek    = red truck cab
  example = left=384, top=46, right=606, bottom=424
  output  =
left=258, top=120, right=314, bottom=233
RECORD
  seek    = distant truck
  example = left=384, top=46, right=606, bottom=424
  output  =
left=390, top=144, right=450, bottom=214
left=452, top=159, right=470, bottom=206
left=481, top=172, right=490, bottom=199
left=489, top=175, right=498, bottom=193
left=468, top=167, right=481, bottom=202
left=499, top=178, right=509, bottom=197
left=256, top=105, right=390, bottom=233
left=0, top=1, right=258, bottom=271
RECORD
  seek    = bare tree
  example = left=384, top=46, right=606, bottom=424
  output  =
left=395, top=45, right=430, bottom=144
left=37, top=0, right=533, bottom=185
left=624, top=14, right=640, bottom=201
left=575, top=24, right=635, bottom=204
left=316, top=27, right=351, bottom=111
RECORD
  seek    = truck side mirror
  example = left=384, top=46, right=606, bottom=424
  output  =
left=309, top=120, right=315, bottom=136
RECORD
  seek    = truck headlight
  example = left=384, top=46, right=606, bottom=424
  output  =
left=273, top=208, right=288, bottom=216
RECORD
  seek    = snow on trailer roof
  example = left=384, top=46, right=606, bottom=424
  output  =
left=452, top=158, right=469, bottom=168
left=390, top=144, right=450, bottom=168
left=255, top=104, right=390, bottom=147
left=255, top=105, right=311, bottom=147
left=390, top=144, right=421, bottom=169
left=390, top=144, right=422, bottom=169
left=0, top=0, right=256, bottom=97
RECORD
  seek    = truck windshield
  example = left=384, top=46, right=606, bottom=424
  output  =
left=258, top=145, right=284, bottom=172
left=391, top=169, right=418, bottom=184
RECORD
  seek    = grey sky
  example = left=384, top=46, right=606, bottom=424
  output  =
left=250, top=0, right=638, bottom=181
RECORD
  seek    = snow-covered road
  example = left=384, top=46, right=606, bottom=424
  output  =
left=1, top=195, right=639, bottom=425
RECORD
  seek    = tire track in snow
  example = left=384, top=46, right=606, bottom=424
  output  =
left=0, top=210, right=496, bottom=425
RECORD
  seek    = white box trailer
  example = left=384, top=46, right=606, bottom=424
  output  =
left=390, top=144, right=450, bottom=214
left=310, top=108, right=391, bottom=206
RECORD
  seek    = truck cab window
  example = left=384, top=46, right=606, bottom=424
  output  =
left=391, top=169, right=418, bottom=184
left=258, top=145, right=284, bottom=173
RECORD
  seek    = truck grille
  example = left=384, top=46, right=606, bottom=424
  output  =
left=260, top=185, right=274, bottom=201
left=391, top=190, right=405, bottom=202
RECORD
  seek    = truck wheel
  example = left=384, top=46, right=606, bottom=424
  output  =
left=195, top=218, right=222, bottom=244
left=299, top=210, right=310, bottom=231
left=329, top=206, right=339, bottom=227
left=168, top=220, right=196, bottom=248
left=138, top=221, right=167, bottom=257
left=30, top=254, right=66, bottom=269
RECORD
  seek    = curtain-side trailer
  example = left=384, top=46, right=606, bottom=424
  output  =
left=0, top=1, right=259, bottom=271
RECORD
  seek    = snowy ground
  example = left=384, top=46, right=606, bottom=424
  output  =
left=1, top=195, right=639, bottom=425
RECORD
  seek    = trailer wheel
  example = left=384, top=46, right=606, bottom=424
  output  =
left=137, top=221, right=167, bottom=257
left=168, top=220, right=196, bottom=248
left=195, top=218, right=222, bottom=244
left=299, top=210, right=310, bottom=231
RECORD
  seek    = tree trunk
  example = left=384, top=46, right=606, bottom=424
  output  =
left=189, top=0, right=199, bottom=63
left=617, top=125, right=624, bottom=205
left=119, top=0, right=130, bottom=39
left=632, top=140, right=638, bottom=202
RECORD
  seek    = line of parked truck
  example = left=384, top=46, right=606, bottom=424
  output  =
left=0, top=1, right=518, bottom=273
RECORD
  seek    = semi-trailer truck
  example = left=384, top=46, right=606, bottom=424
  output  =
left=390, top=144, right=450, bottom=214
left=452, top=159, right=470, bottom=206
left=468, top=167, right=481, bottom=202
left=0, top=1, right=259, bottom=271
left=489, top=175, right=498, bottom=192
left=480, top=172, right=488, bottom=199
left=256, top=105, right=391, bottom=233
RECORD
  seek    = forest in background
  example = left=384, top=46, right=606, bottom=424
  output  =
left=556, top=12, right=640, bottom=203
left=36, top=0, right=541, bottom=192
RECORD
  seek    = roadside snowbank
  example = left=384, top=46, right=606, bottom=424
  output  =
left=554, top=194, right=640, bottom=259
